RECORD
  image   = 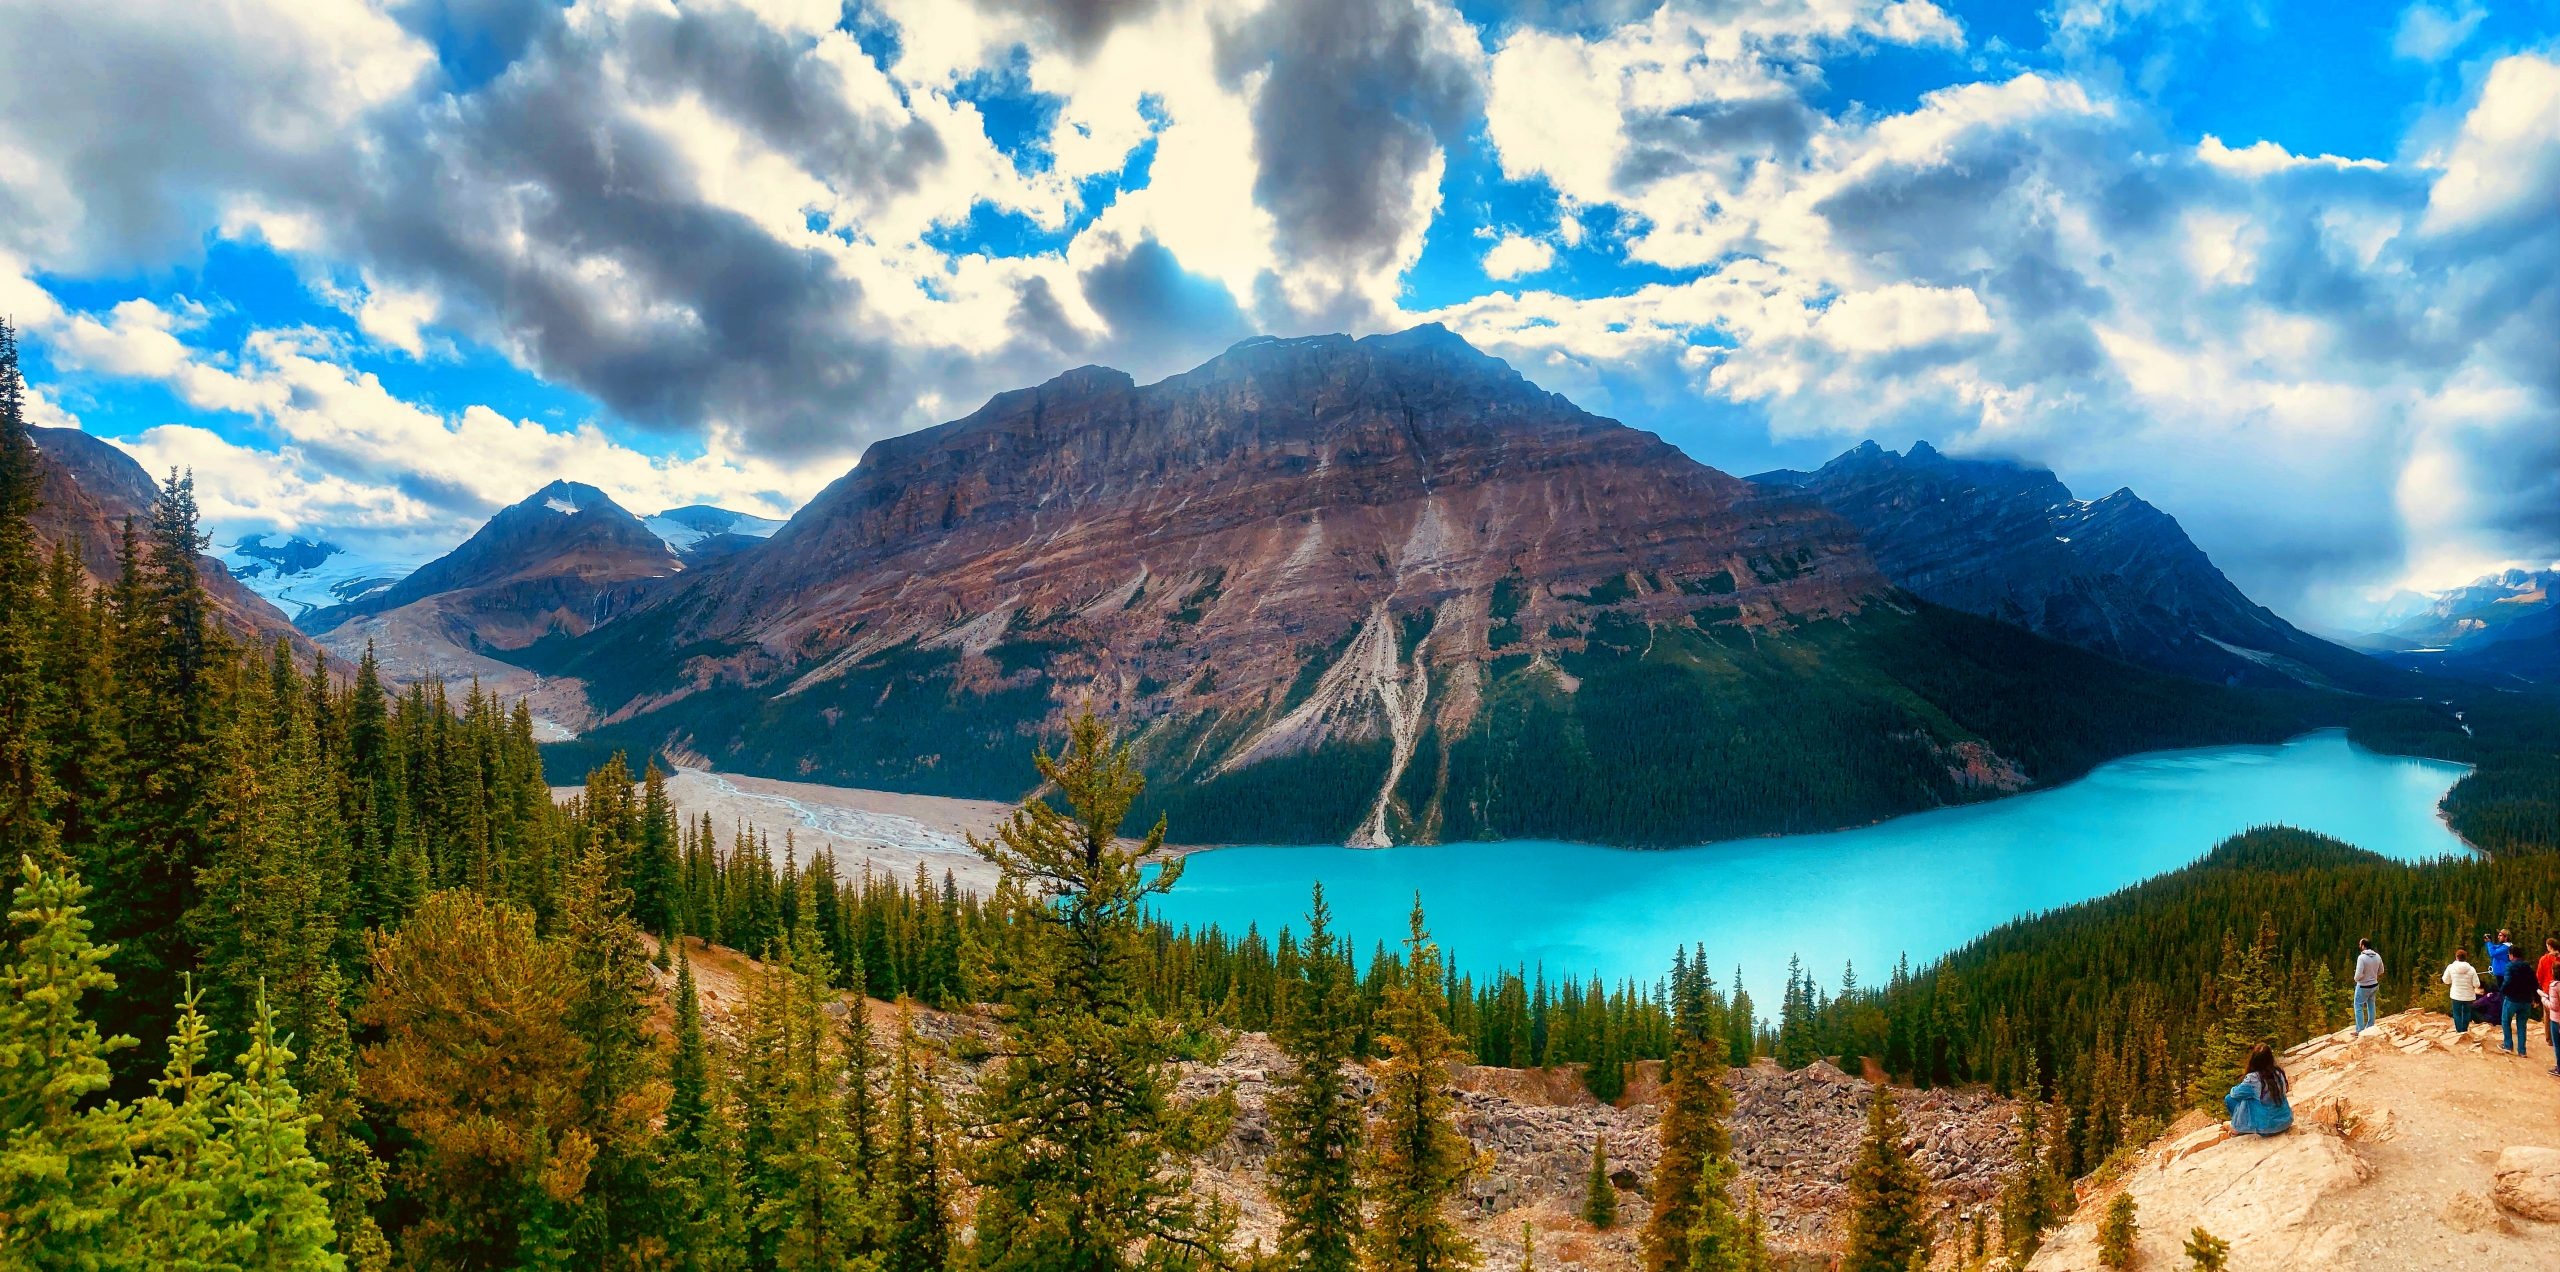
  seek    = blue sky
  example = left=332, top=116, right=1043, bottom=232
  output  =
left=0, top=0, right=2554, bottom=627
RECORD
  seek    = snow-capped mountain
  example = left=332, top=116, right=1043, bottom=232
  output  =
left=2359, top=565, right=2560, bottom=684
left=221, top=534, right=427, bottom=621
left=643, top=504, right=784, bottom=563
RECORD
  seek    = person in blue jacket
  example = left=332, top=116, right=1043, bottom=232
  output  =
left=2225, top=1042, right=2293, bottom=1136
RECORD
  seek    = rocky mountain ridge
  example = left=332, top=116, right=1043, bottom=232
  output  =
left=1754, top=441, right=2394, bottom=690
left=530, top=325, right=2316, bottom=847
left=26, top=425, right=311, bottom=652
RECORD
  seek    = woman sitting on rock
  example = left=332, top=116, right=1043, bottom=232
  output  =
left=2224, top=1043, right=2293, bottom=1136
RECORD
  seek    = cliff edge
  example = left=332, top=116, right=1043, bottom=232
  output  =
left=2030, top=1009, right=2560, bottom=1268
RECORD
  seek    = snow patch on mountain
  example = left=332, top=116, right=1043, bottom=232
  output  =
left=644, top=505, right=784, bottom=556
left=221, top=534, right=428, bottom=622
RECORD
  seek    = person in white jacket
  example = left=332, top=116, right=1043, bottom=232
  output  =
left=2353, top=939, right=2384, bottom=1032
left=2444, top=950, right=2482, bottom=1034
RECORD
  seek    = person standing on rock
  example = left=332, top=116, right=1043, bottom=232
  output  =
left=2485, top=930, right=2516, bottom=983
left=2500, top=956, right=2541, bottom=1057
left=2445, top=949, right=2483, bottom=1034
left=2353, top=939, right=2384, bottom=1032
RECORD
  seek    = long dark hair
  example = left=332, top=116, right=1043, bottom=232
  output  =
left=2245, top=1043, right=2287, bottom=1102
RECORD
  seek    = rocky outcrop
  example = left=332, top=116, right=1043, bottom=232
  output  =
left=1755, top=441, right=2396, bottom=690
left=26, top=425, right=312, bottom=653
left=1180, top=1038, right=2017, bottom=1267
left=2028, top=1011, right=2560, bottom=1268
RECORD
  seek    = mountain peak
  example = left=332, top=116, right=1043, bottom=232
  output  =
left=522, top=479, right=618, bottom=516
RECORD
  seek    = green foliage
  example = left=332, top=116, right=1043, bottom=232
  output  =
left=1270, top=884, right=1364, bottom=1272
left=1583, top=1137, right=1617, bottom=1230
left=2097, top=1193, right=2138, bottom=1270
left=881, top=1003, right=955, bottom=1272
left=1361, top=901, right=1478, bottom=1272
left=2183, top=1225, right=2229, bottom=1271
left=966, top=714, right=1235, bottom=1269
left=1840, top=1086, right=1930, bottom=1272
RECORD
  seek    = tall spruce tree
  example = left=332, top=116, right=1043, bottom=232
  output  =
left=881, top=1002, right=955, bottom=1272
left=1840, top=1085, right=1931, bottom=1272
left=96, top=469, right=229, bottom=1086
left=1270, top=883, right=1363, bottom=1271
left=965, top=715, right=1235, bottom=1271
left=1361, top=899, right=1478, bottom=1272
left=662, top=943, right=744, bottom=1271
left=560, top=844, right=672, bottom=1267
left=1584, top=1137, right=1617, bottom=1229
left=0, top=854, right=135, bottom=1261
left=0, top=319, right=57, bottom=871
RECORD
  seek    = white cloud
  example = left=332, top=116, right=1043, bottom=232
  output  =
left=2392, top=3, right=2486, bottom=61
left=1813, top=284, right=1993, bottom=354
left=1481, top=234, right=1554, bottom=280
left=2422, top=53, right=2560, bottom=236
left=2196, top=134, right=2386, bottom=176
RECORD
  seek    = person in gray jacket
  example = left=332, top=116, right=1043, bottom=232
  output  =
left=2354, top=938, right=2385, bottom=1032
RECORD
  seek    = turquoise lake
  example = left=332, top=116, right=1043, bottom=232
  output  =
left=1148, top=730, right=2470, bottom=1001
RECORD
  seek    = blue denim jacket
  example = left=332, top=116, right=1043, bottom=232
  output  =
left=2225, top=1072, right=2293, bottom=1136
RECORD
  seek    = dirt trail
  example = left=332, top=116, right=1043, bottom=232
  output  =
left=2031, top=1010, right=2560, bottom=1267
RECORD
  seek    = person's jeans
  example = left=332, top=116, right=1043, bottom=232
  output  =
left=2354, top=983, right=2378, bottom=1031
left=2545, top=1019, right=2558, bottom=1065
left=2505, top=999, right=2531, bottom=1054
left=2453, top=997, right=2474, bottom=1031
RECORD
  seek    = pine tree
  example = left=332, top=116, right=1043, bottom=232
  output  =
left=560, top=843, right=672, bottom=1266
left=2097, top=1193, right=2137, bottom=1269
left=1644, top=1035, right=1757, bottom=1272
left=634, top=763, right=681, bottom=935
left=1583, top=1136, right=1617, bottom=1229
left=2188, top=921, right=2282, bottom=1108
left=1270, top=882, right=1363, bottom=1272
left=2183, top=1226, right=2229, bottom=1271
left=0, top=854, right=136, bottom=1261
left=1996, top=1081, right=2056, bottom=1262
left=743, top=876, right=868, bottom=1270
left=1725, top=971, right=1755, bottom=1069
left=1361, top=899, right=1478, bottom=1272
left=0, top=318, right=59, bottom=872
left=664, top=944, right=745, bottom=1271
left=209, top=988, right=346, bottom=1269
left=966, top=715, right=1234, bottom=1270
left=881, top=1002, right=955, bottom=1272
left=96, top=469, right=230, bottom=1087
left=1517, top=1222, right=1537, bottom=1272
left=360, top=889, right=588, bottom=1268
left=1840, top=1085, right=1930, bottom=1272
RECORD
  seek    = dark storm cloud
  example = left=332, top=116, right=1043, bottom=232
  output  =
left=313, top=4, right=927, bottom=458
left=1214, top=0, right=1482, bottom=312
left=1078, top=238, right=1256, bottom=375
left=972, top=0, right=1165, bottom=59
left=1612, top=94, right=1819, bottom=191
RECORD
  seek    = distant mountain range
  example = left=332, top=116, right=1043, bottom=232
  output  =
left=1752, top=441, right=2401, bottom=692
left=499, top=326, right=2342, bottom=846
left=2352, top=566, right=2560, bottom=686
left=36, top=327, right=2412, bottom=846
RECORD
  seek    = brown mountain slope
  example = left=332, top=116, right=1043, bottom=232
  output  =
left=536, top=326, right=2335, bottom=847
left=28, top=425, right=311, bottom=654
